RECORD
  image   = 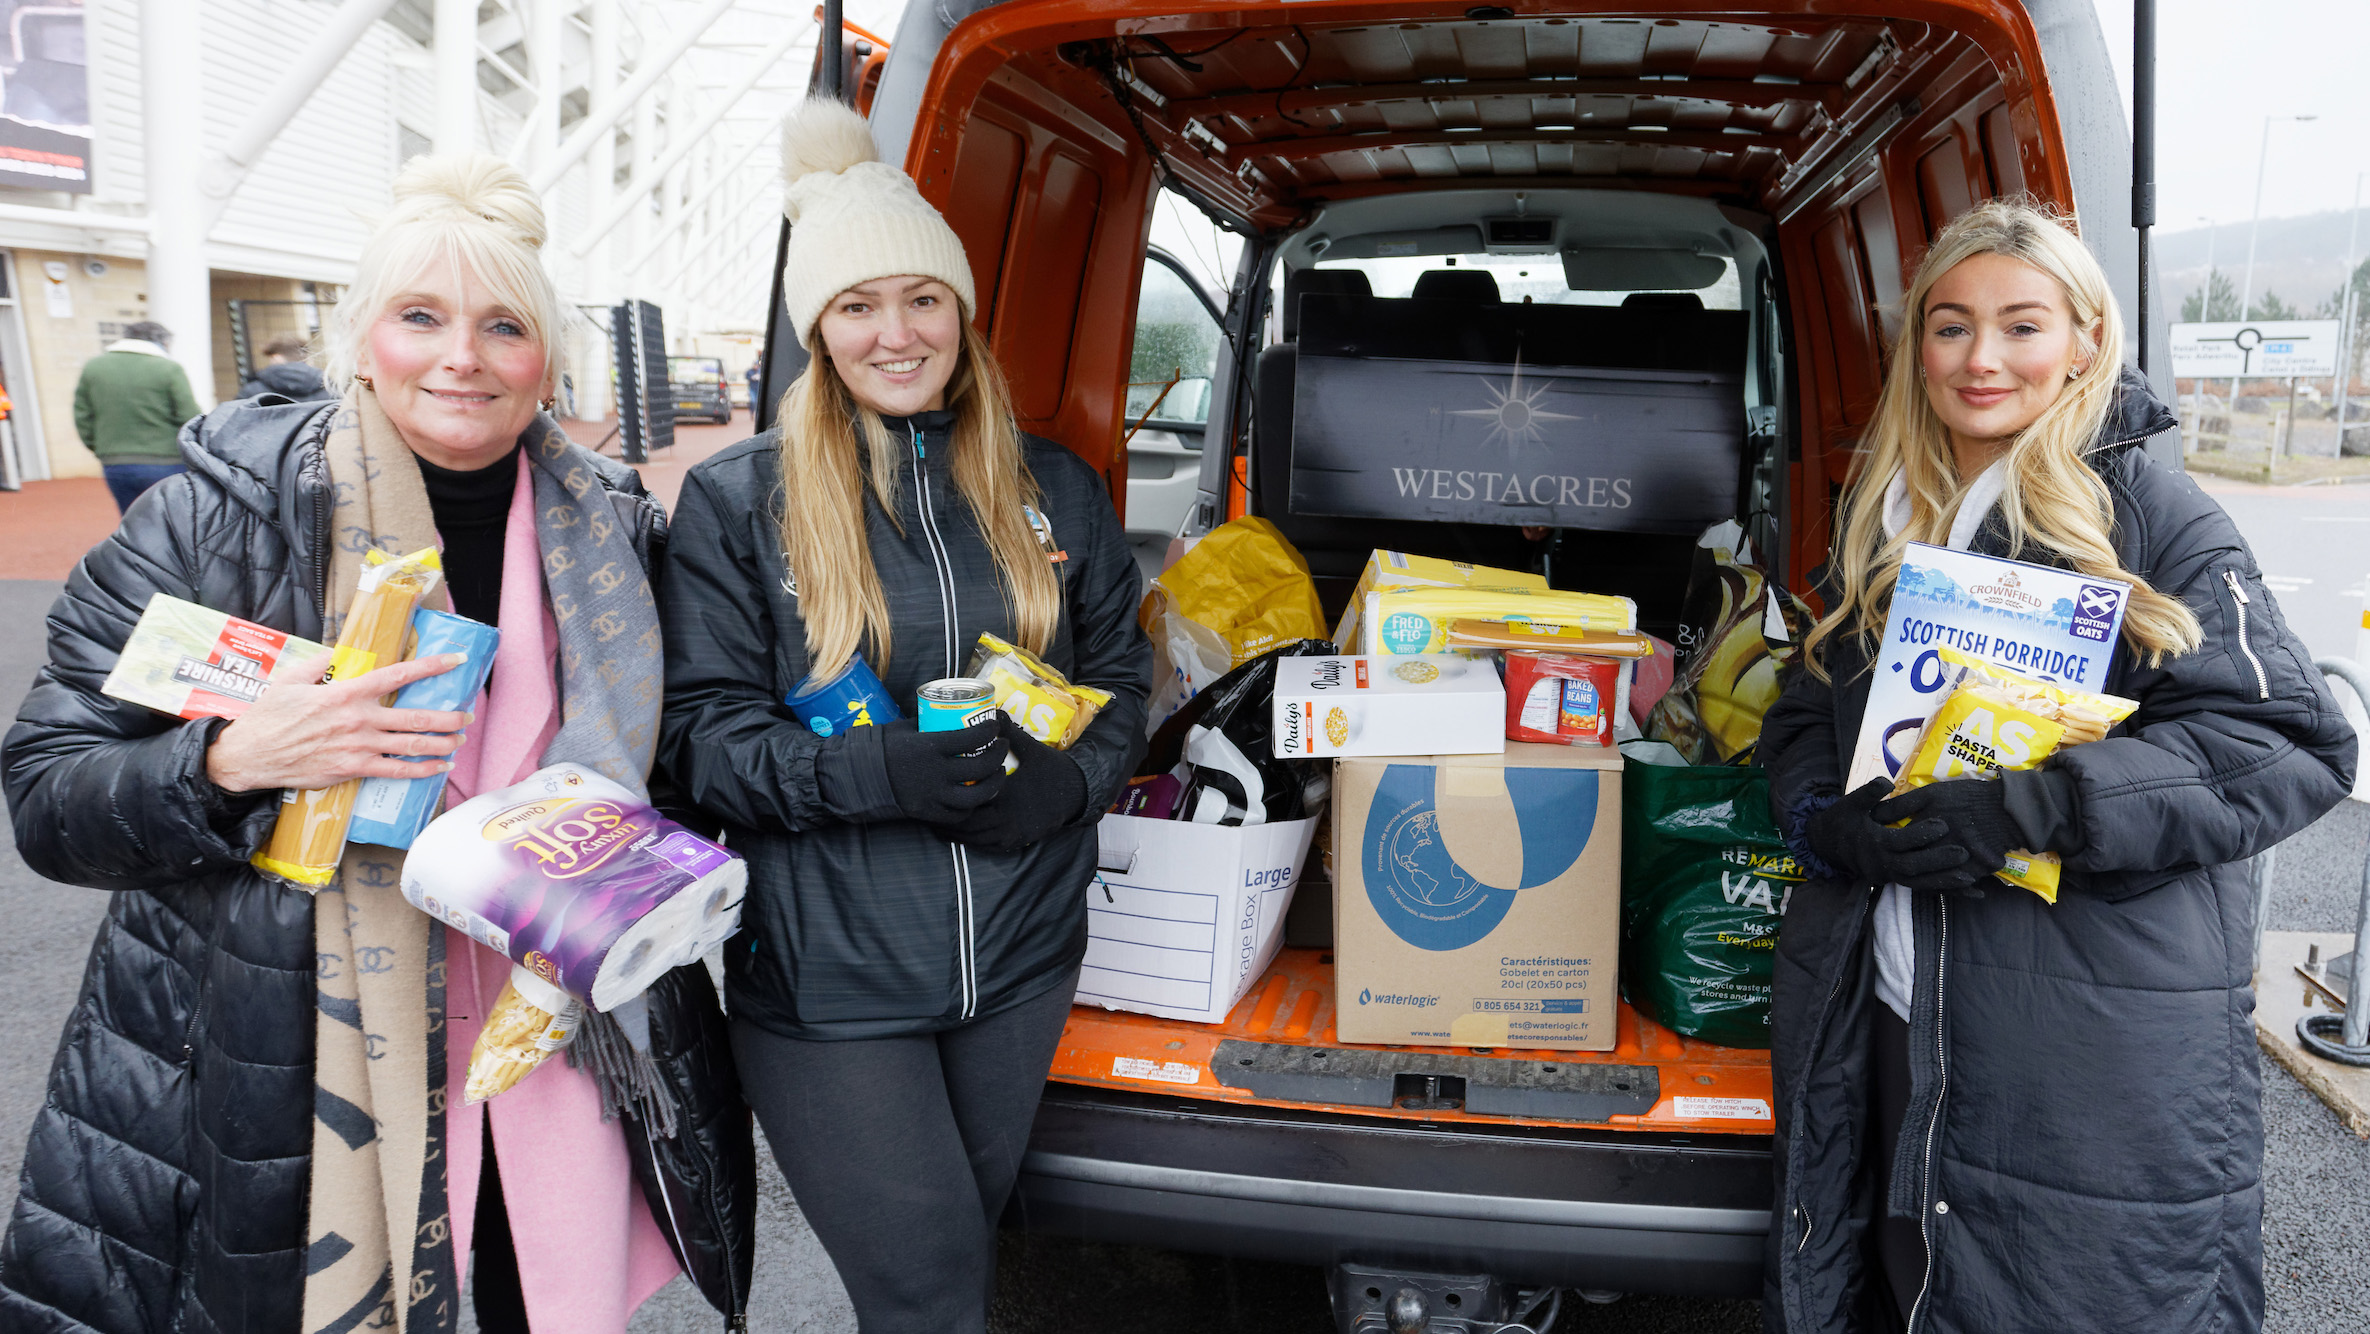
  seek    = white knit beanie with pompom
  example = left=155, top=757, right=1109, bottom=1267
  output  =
left=778, top=99, right=976, bottom=344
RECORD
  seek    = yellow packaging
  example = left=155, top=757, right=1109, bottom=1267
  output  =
left=465, top=965, right=580, bottom=1103
left=1332, top=549, right=1546, bottom=651
left=1357, top=585, right=1635, bottom=656
left=967, top=632, right=1112, bottom=748
left=1889, top=648, right=2138, bottom=902
left=251, top=546, right=444, bottom=888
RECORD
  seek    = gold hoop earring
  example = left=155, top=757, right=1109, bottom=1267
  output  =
left=355, top=374, right=373, bottom=389
left=540, top=396, right=557, bottom=411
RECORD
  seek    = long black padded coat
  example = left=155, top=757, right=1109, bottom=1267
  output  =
left=0, top=398, right=754, bottom=1333
left=657, top=411, right=1151, bottom=1041
left=1758, top=372, right=2358, bottom=1334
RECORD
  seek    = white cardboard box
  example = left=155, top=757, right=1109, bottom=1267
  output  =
left=1074, top=813, right=1320, bottom=1024
left=1271, top=654, right=1505, bottom=758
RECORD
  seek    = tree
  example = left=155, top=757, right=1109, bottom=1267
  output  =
left=2250, top=291, right=2298, bottom=321
left=2182, top=268, right=2239, bottom=322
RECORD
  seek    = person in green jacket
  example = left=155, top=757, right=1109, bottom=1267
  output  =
left=74, top=320, right=201, bottom=513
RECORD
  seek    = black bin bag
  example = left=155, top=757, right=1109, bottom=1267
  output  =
left=1618, top=749, right=1802, bottom=1048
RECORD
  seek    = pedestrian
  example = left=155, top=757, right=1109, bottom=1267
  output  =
left=1759, top=198, right=2357, bottom=1334
left=744, top=356, right=761, bottom=417
left=1, top=154, right=751, bottom=1334
left=237, top=331, right=334, bottom=402
left=658, top=99, right=1150, bottom=1334
left=72, top=318, right=200, bottom=513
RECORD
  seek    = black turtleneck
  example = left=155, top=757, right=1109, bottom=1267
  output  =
left=417, top=447, right=518, bottom=624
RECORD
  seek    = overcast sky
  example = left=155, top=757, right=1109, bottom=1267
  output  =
left=2093, top=0, right=2370, bottom=231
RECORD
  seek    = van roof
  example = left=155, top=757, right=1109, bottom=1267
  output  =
left=888, top=5, right=2062, bottom=230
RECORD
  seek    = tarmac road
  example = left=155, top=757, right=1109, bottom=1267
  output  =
left=0, top=473, right=2364, bottom=1333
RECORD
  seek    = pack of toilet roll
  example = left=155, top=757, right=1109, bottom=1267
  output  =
left=401, top=762, right=747, bottom=1012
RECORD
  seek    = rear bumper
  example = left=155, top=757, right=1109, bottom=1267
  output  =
left=1012, top=1082, right=1772, bottom=1297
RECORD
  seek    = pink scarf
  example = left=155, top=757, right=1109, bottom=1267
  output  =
left=437, top=454, right=680, bottom=1327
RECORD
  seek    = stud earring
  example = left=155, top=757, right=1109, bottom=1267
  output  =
left=541, top=396, right=557, bottom=411
left=355, top=374, right=373, bottom=389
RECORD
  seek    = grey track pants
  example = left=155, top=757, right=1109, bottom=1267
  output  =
left=730, top=973, right=1078, bottom=1333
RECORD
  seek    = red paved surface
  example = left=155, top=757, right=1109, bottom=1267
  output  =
left=0, top=409, right=762, bottom=584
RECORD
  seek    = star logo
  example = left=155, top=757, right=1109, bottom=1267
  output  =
left=1447, top=353, right=1578, bottom=455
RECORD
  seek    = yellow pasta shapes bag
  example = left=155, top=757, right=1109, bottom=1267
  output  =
left=967, top=632, right=1113, bottom=748
left=1889, top=648, right=2137, bottom=903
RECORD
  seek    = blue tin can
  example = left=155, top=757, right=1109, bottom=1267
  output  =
left=784, top=653, right=903, bottom=736
left=917, top=677, right=997, bottom=732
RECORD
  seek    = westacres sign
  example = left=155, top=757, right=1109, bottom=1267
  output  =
left=1287, top=293, right=1744, bottom=534
left=0, top=0, right=90, bottom=192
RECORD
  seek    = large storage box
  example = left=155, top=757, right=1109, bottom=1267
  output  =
left=1333, top=742, right=1622, bottom=1049
left=1075, top=813, right=1321, bottom=1024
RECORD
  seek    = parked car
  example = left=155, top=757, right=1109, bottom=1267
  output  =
left=667, top=355, right=734, bottom=425
left=765, top=1, right=2168, bottom=1325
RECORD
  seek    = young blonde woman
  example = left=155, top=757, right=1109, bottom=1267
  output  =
left=657, top=101, right=1150, bottom=1332
left=1760, top=199, right=2355, bottom=1334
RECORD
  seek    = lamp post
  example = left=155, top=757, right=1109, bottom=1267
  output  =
left=2337, top=172, right=2365, bottom=455
left=2191, top=216, right=2216, bottom=451
left=2236, top=114, right=2316, bottom=422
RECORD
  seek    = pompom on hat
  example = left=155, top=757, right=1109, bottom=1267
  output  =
left=778, top=99, right=976, bottom=342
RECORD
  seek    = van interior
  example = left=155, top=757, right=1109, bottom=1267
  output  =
left=839, top=0, right=2098, bottom=1167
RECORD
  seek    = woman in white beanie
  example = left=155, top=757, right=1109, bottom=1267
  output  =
left=657, top=101, right=1151, bottom=1330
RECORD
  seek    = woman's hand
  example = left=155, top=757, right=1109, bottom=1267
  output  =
left=204, top=651, right=474, bottom=793
left=878, top=718, right=1011, bottom=825
left=1807, top=779, right=1975, bottom=891
left=928, top=717, right=1087, bottom=851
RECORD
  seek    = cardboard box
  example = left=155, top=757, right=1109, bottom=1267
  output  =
left=1272, top=654, right=1504, bottom=758
left=1333, top=742, right=1622, bottom=1049
left=1075, top=813, right=1320, bottom=1024
left=1333, top=550, right=1546, bottom=651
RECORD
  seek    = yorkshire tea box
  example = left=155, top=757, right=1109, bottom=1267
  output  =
left=1334, top=742, right=1622, bottom=1049
left=102, top=592, right=328, bottom=720
left=1332, top=550, right=1546, bottom=652
left=1272, top=654, right=1503, bottom=758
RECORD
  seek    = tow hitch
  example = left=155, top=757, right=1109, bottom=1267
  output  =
left=1327, top=1264, right=1567, bottom=1334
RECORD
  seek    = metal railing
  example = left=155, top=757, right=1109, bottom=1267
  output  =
left=2294, top=657, right=2370, bottom=1065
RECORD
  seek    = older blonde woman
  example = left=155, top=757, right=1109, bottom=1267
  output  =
left=1760, top=199, right=2355, bottom=1334
left=1, top=155, right=749, bottom=1334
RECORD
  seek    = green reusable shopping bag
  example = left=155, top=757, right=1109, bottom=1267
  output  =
left=1619, top=751, right=1803, bottom=1048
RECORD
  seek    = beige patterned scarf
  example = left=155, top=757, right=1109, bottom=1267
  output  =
left=301, top=389, right=662, bottom=1334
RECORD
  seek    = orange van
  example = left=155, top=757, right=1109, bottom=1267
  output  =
left=760, top=1, right=2167, bottom=1321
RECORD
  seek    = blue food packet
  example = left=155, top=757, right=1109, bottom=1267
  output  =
left=347, top=608, right=500, bottom=849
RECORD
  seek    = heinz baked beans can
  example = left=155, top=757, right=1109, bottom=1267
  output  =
left=917, top=677, right=997, bottom=732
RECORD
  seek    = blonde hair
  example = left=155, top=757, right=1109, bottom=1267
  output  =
left=778, top=318, right=1061, bottom=681
left=1805, top=198, right=2202, bottom=680
left=325, top=154, right=562, bottom=393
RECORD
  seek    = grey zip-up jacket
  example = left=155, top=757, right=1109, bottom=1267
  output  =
left=656, top=412, right=1151, bottom=1040
left=1758, top=371, right=2357, bottom=1334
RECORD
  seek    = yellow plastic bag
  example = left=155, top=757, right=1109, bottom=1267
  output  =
left=252, top=547, right=444, bottom=888
left=466, top=964, right=581, bottom=1104
left=1139, top=517, right=1325, bottom=729
left=1889, top=648, right=2137, bottom=903
left=967, top=632, right=1113, bottom=748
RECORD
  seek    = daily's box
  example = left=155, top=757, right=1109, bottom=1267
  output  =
left=1272, top=654, right=1504, bottom=758
left=1333, top=743, right=1622, bottom=1050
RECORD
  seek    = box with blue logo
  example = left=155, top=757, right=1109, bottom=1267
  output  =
left=1333, top=742, right=1623, bottom=1050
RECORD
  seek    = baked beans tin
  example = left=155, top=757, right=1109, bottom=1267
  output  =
left=917, top=677, right=997, bottom=732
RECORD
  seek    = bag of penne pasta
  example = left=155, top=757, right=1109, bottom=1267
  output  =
left=1888, top=647, right=2137, bottom=903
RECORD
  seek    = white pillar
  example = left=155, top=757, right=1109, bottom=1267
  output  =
left=585, top=0, right=618, bottom=304
left=625, top=82, right=657, bottom=301
left=530, top=0, right=562, bottom=176
left=140, top=0, right=215, bottom=410
left=433, top=0, right=477, bottom=153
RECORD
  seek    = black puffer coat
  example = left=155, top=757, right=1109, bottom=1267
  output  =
left=1759, top=373, right=2358, bottom=1334
left=0, top=399, right=753, bottom=1333
left=658, top=413, right=1150, bottom=1040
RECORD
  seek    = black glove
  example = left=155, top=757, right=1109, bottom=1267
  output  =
left=878, top=718, right=1009, bottom=825
left=929, top=716, right=1088, bottom=852
left=1877, top=769, right=2078, bottom=877
left=1806, top=779, right=1972, bottom=891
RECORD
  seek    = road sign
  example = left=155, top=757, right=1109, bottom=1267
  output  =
left=2169, top=320, right=2342, bottom=378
